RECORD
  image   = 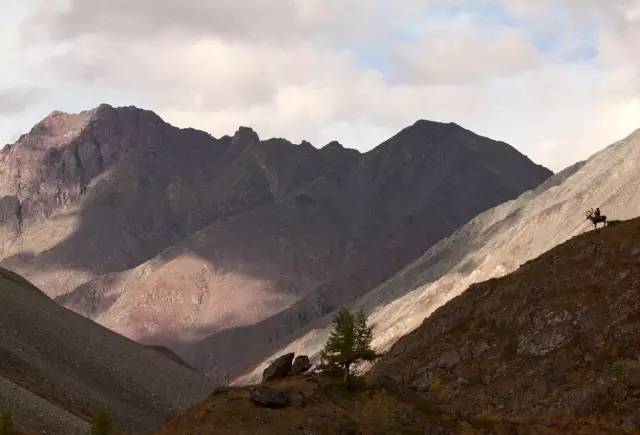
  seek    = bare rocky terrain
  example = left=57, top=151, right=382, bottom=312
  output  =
left=0, top=104, right=551, bottom=378
left=239, top=128, right=640, bottom=384
left=370, top=216, right=640, bottom=432
left=0, top=267, right=213, bottom=434
left=156, top=217, right=640, bottom=434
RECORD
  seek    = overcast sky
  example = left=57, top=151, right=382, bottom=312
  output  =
left=1, top=0, right=639, bottom=170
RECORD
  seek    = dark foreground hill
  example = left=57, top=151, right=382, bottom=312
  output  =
left=156, top=217, right=640, bottom=435
left=0, top=267, right=213, bottom=435
left=0, top=105, right=551, bottom=379
left=371, top=215, right=640, bottom=431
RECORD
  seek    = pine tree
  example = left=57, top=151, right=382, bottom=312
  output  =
left=354, top=310, right=378, bottom=362
left=91, top=409, right=112, bottom=435
left=320, top=308, right=378, bottom=383
left=0, top=411, right=13, bottom=435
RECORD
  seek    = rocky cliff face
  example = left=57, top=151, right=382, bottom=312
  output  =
left=0, top=105, right=551, bottom=377
left=0, top=104, right=232, bottom=295
left=238, top=128, right=640, bottom=384
left=370, top=216, right=640, bottom=430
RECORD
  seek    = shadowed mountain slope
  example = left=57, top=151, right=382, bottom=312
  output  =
left=238, top=128, right=640, bottom=384
left=0, top=267, right=213, bottom=435
left=0, top=105, right=551, bottom=378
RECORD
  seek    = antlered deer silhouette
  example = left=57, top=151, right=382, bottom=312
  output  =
left=585, top=208, right=607, bottom=229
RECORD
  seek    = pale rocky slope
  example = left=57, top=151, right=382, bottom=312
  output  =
left=239, top=128, right=640, bottom=384
left=0, top=105, right=550, bottom=376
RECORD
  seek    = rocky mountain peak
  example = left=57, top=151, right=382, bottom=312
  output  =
left=233, top=126, right=260, bottom=144
left=22, top=108, right=94, bottom=149
left=299, top=140, right=316, bottom=151
left=322, top=140, right=345, bottom=150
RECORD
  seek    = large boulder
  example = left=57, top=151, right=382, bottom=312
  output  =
left=291, top=355, right=312, bottom=375
left=262, top=353, right=294, bottom=382
left=249, top=386, right=291, bottom=409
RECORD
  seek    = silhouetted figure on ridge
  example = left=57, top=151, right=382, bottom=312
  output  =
left=585, top=208, right=607, bottom=229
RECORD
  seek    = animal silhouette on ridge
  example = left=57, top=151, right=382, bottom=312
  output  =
left=585, top=208, right=607, bottom=229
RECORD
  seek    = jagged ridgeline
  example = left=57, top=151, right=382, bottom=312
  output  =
left=0, top=104, right=551, bottom=380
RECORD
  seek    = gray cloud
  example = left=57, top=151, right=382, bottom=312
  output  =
left=0, top=87, right=43, bottom=115
left=23, top=0, right=301, bottom=41
left=22, top=0, right=428, bottom=44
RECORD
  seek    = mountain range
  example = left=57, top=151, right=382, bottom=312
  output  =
left=2, top=103, right=640, bottom=434
left=0, top=104, right=551, bottom=380
left=238, top=127, right=640, bottom=384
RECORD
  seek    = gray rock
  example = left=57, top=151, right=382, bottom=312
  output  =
left=517, top=329, right=568, bottom=356
left=431, top=350, right=461, bottom=369
left=250, top=386, right=291, bottom=409
left=423, top=421, right=453, bottom=435
left=471, top=341, right=490, bottom=357
left=410, top=367, right=431, bottom=392
left=291, top=355, right=312, bottom=375
left=262, top=353, right=294, bottom=382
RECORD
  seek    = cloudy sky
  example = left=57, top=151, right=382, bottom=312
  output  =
left=1, top=0, right=639, bottom=170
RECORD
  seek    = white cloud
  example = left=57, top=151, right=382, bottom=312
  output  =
left=1, top=0, right=639, bottom=172
left=391, top=27, right=541, bottom=84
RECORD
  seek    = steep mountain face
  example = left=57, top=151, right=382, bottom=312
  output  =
left=238, top=128, right=640, bottom=384
left=0, top=267, right=213, bottom=435
left=0, top=105, right=289, bottom=297
left=370, top=216, right=640, bottom=430
left=156, top=218, right=640, bottom=435
left=181, top=121, right=551, bottom=378
left=0, top=105, right=551, bottom=377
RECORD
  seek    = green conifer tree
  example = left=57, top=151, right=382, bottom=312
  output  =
left=0, top=411, right=14, bottom=435
left=320, top=308, right=378, bottom=383
left=91, top=408, right=112, bottom=435
left=354, top=310, right=378, bottom=362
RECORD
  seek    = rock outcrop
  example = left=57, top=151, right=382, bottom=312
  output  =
left=262, top=353, right=295, bottom=382
left=291, top=355, right=312, bottom=375
left=249, top=386, right=291, bottom=408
